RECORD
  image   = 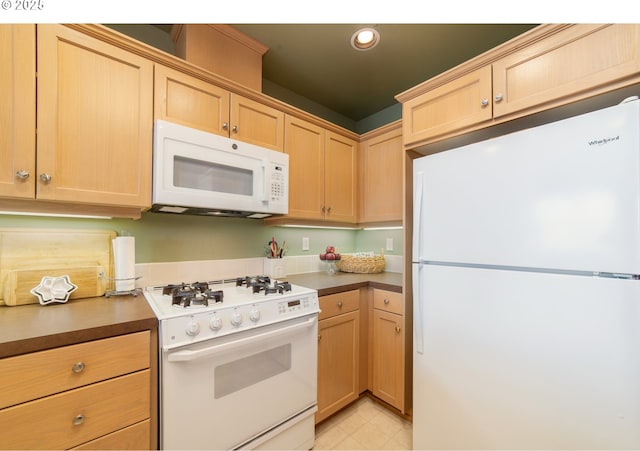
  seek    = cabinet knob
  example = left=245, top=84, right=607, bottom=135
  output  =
left=39, top=173, right=52, bottom=184
left=232, top=125, right=238, bottom=133
left=72, top=414, right=85, bottom=426
left=383, top=298, right=390, bottom=305
left=327, top=207, right=332, bottom=214
left=480, top=98, right=489, bottom=107
left=494, top=93, right=504, bottom=103
left=72, top=361, right=85, bottom=373
left=337, top=301, right=343, bottom=308
left=222, top=122, right=229, bottom=130
left=15, top=170, right=30, bottom=180
left=318, top=334, right=322, bottom=341
left=395, top=326, right=401, bottom=334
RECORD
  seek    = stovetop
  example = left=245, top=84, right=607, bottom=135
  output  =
left=143, top=276, right=319, bottom=349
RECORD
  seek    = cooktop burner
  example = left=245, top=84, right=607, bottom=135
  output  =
left=153, top=275, right=298, bottom=310
left=235, top=276, right=292, bottom=295
left=163, top=282, right=224, bottom=308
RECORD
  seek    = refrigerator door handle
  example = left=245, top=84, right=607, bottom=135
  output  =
left=413, top=170, right=424, bottom=262
left=413, top=263, right=425, bottom=354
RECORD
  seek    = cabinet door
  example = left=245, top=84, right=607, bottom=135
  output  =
left=36, top=24, right=152, bottom=208
left=284, top=115, right=325, bottom=220
left=371, top=309, right=405, bottom=411
left=0, top=25, right=36, bottom=199
left=317, top=310, right=359, bottom=423
left=360, top=128, right=403, bottom=223
left=324, top=131, right=358, bottom=223
left=402, top=65, right=492, bottom=146
left=231, top=94, right=284, bottom=151
left=493, top=24, right=640, bottom=118
left=154, top=64, right=230, bottom=136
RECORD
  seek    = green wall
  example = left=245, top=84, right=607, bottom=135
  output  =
left=0, top=212, right=402, bottom=263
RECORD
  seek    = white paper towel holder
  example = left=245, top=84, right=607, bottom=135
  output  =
left=100, top=272, right=142, bottom=298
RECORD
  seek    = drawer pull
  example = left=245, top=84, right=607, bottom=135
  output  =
left=72, top=361, right=85, bottom=373
left=73, top=414, right=85, bottom=426
left=337, top=301, right=343, bottom=308
left=383, top=298, right=390, bottom=305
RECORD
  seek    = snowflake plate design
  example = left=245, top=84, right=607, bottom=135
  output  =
left=30, top=275, right=78, bottom=305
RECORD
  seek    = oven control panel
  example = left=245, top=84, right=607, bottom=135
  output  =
left=160, top=290, right=319, bottom=349
left=278, top=297, right=313, bottom=314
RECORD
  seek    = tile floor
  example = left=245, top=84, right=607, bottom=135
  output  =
left=313, top=396, right=412, bottom=450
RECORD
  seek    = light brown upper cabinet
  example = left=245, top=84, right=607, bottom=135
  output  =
left=402, top=66, right=493, bottom=147
left=0, top=25, right=36, bottom=200
left=284, top=115, right=358, bottom=223
left=399, top=24, right=640, bottom=148
left=492, top=24, right=640, bottom=118
left=36, top=24, right=153, bottom=208
left=359, top=125, right=403, bottom=223
left=154, top=64, right=285, bottom=151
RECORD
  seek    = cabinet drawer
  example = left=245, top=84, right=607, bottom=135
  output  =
left=0, top=370, right=150, bottom=450
left=373, top=289, right=403, bottom=315
left=318, top=289, right=359, bottom=320
left=73, top=419, right=150, bottom=450
left=0, top=331, right=150, bottom=409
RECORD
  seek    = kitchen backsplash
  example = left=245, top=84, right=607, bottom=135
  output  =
left=135, top=254, right=402, bottom=287
left=0, top=212, right=402, bottom=264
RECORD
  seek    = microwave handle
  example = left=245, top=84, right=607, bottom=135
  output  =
left=262, top=160, right=269, bottom=204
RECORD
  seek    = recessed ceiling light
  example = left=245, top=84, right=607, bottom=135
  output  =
left=351, top=27, right=380, bottom=51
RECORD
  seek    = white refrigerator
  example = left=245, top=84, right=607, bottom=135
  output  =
left=412, top=97, right=640, bottom=450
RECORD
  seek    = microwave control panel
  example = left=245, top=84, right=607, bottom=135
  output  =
left=270, top=164, right=287, bottom=202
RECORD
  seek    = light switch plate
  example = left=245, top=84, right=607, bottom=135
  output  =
left=386, top=237, right=394, bottom=251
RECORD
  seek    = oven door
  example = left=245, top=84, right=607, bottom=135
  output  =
left=160, top=314, right=318, bottom=450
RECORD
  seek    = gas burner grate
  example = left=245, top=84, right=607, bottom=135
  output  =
left=236, top=276, right=271, bottom=287
left=252, top=280, right=292, bottom=295
left=163, top=282, right=224, bottom=308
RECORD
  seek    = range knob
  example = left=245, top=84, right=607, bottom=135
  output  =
left=186, top=320, right=200, bottom=336
left=230, top=311, right=243, bottom=327
left=209, top=316, right=222, bottom=331
left=249, top=308, right=261, bottom=323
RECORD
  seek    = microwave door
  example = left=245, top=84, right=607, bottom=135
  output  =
left=157, top=142, right=264, bottom=212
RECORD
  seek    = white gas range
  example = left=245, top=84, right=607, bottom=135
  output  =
left=143, top=276, right=319, bottom=450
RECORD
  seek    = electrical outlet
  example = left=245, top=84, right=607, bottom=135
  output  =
left=386, top=237, right=394, bottom=251
left=302, top=237, right=310, bottom=251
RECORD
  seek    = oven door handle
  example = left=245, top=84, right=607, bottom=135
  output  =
left=167, top=316, right=317, bottom=362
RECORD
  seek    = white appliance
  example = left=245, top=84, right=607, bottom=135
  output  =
left=143, top=277, right=319, bottom=450
left=412, top=97, right=640, bottom=449
left=152, top=120, right=288, bottom=218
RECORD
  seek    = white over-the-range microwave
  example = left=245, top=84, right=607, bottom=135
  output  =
left=151, top=120, right=289, bottom=218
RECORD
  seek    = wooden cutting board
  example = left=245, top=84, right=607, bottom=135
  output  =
left=0, top=228, right=115, bottom=306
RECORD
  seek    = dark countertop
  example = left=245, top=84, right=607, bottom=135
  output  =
left=0, top=294, right=157, bottom=359
left=0, top=271, right=402, bottom=358
left=286, top=271, right=403, bottom=296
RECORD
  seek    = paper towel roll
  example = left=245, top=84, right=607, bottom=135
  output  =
left=113, top=236, right=136, bottom=292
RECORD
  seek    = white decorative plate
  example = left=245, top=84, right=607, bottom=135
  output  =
left=30, top=275, right=78, bottom=305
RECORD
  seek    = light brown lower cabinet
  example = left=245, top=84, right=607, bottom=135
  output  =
left=316, top=287, right=407, bottom=422
left=370, top=289, right=406, bottom=412
left=316, top=290, right=360, bottom=423
left=0, top=331, right=152, bottom=450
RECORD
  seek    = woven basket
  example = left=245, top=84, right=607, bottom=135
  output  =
left=336, top=252, right=385, bottom=274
